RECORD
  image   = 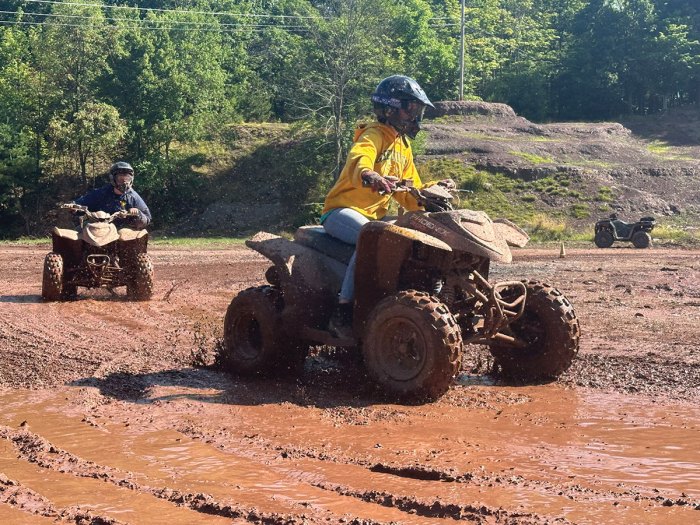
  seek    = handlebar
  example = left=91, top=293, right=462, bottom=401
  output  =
left=59, top=203, right=139, bottom=222
left=60, top=203, right=88, bottom=213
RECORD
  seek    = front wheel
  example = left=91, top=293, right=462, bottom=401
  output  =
left=127, top=253, right=154, bottom=300
left=42, top=253, right=64, bottom=301
left=631, top=230, right=651, bottom=249
left=489, top=280, right=580, bottom=382
left=362, top=291, right=462, bottom=402
left=221, top=286, right=306, bottom=377
left=594, top=229, right=614, bottom=248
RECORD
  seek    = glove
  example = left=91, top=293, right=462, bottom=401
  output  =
left=437, top=178, right=456, bottom=190
left=361, top=170, right=398, bottom=194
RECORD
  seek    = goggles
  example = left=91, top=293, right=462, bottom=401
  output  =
left=401, top=100, right=426, bottom=122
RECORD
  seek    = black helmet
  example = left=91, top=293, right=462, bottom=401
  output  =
left=109, top=161, right=134, bottom=192
left=371, top=75, right=434, bottom=109
left=371, top=75, right=434, bottom=139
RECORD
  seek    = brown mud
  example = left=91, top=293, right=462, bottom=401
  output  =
left=1, top=244, right=699, bottom=524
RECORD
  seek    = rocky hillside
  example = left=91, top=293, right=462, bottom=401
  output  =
left=421, top=102, right=700, bottom=223
left=188, top=103, right=700, bottom=237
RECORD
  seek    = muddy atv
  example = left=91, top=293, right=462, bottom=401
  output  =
left=41, top=203, right=154, bottom=301
left=221, top=185, right=580, bottom=401
left=594, top=214, right=655, bottom=248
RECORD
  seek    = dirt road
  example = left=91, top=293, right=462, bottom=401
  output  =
left=1, top=243, right=698, bottom=524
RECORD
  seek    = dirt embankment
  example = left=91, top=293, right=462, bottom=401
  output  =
left=423, top=101, right=700, bottom=219
left=1, top=243, right=699, bottom=524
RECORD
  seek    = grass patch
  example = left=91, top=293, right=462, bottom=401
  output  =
left=150, top=236, right=248, bottom=247
left=646, top=139, right=671, bottom=154
left=570, top=203, right=591, bottom=219
left=652, top=224, right=700, bottom=243
left=418, top=158, right=489, bottom=192
left=509, top=151, right=553, bottom=164
left=524, top=213, right=573, bottom=242
left=596, top=186, right=614, bottom=202
left=0, top=236, right=50, bottom=245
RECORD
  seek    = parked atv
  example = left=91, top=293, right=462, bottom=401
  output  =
left=221, top=185, right=580, bottom=401
left=41, top=203, right=154, bottom=301
left=594, top=213, right=655, bottom=248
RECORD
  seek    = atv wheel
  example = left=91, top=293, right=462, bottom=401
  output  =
left=127, top=253, right=154, bottom=300
left=362, top=291, right=462, bottom=402
left=222, top=286, right=307, bottom=377
left=594, top=230, right=614, bottom=248
left=631, top=231, right=651, bottom=249
left=489, top=280, right=580, bottom=382
left=42, top=252, right=64, bottom=301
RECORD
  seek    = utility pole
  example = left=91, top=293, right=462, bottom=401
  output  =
left=459, top=0, right=465, bottom=101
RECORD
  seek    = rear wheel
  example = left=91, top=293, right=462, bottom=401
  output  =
left=489, top=280, right=580, bottom=381
left=221, top=286, right=306, bottom=377
left=42, top=253, right=64, bottom=301
left=631, top=231, right=651, bottom=249
left=127, top=253, right=154, bottom=300
left=594, top=229, right=614, bottom=248
left=362, top=290, right=462, bottom=402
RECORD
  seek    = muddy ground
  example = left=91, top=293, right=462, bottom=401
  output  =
left=0, top=243, right=698, bottom=524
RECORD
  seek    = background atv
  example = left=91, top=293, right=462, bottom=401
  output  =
left=221, top=185, right=580, bottom=402
left=41, top=203, right=154, bottom=301
left=594, top=214, right=656, bottom=248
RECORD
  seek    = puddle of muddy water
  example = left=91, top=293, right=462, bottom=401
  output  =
left=0, top=385, right=698, bottom=525
left=0, top=390, right=430, bottom=524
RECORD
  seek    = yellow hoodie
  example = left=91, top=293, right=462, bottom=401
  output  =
left=322, top=122, right=429, bottom=220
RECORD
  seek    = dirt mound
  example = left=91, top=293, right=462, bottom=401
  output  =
left=427, top=100, right=518, bottom=119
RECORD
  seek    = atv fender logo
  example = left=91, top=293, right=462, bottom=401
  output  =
left=411, top=215, right=449, bottom=236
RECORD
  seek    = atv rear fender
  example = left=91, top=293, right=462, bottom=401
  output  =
left=353, top=221, right=452, bottom=332
left=246, top=232, right=347, bottom=330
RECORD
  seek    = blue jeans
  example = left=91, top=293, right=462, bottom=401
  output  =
left=322, top=208, right=369, bottom=303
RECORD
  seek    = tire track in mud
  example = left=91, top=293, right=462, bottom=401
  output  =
left=238, top=438, right=700, bottom=516
left=0, top=424, right=414, bottom=525
left=0, top=474, right=127, bottom=524
left=156, top=422, right=685, bottom=525
left=311, top=481, right=571, bottom=525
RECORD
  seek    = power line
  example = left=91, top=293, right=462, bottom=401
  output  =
left=0, top=9, right=307, bottom=29
left=22, top=0, right=324, bottom=20
left=0, top=19, right=308, bottom=32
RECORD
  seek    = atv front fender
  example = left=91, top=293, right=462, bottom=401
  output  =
left=51, top=228, right=82, bottom=270
left=354, top=221, right=452, bottom=332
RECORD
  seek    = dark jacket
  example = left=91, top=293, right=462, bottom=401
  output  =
left=75, top=184, right=152, bottom=229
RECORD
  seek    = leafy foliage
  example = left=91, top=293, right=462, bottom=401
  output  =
left=0, top=0, right=698, bottom=237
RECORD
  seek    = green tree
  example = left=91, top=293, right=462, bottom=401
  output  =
left=46, top=102, right=127, bottom=185
left=287, top=0, right=395, bottom=175
left=0, top=24, right=47, bottom=235
left=106, top=7, right=234, bottom=159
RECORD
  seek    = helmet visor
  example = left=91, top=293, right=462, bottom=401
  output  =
left=114, top=171, right=134, bottom=192
left=401, top=100, right=426, bottom=122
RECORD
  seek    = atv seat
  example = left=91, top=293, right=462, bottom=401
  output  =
left=610, top=219, right=634, bottom=238
left=294, top=226, right=355, bottom=265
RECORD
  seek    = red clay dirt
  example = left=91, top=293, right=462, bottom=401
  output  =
left=0, top=243, right=699, bottom=524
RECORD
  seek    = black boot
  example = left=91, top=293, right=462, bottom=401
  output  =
left=328, top=302, right=353, bottom=340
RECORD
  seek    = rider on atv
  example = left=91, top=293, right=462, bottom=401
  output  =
left=320, top=75, right=453, bottom=338
left=73, top=161, right=152, bottom=229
